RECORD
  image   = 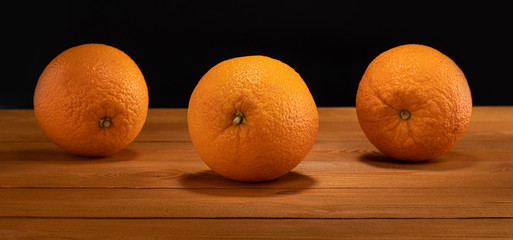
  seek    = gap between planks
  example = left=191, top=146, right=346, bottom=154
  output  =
left=1, top=216, right=513, bottom=220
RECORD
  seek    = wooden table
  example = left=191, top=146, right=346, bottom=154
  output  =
left=1, top=107, right=512, bottom=239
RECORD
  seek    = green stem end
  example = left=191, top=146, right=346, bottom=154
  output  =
left=232, top=111, right=246, bottom=126
left=99, top=117, right=111, bottom=128
left=399, top=110, right=411, bottom=120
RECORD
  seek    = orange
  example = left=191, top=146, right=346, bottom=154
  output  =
left=355, top=44, right=472, bottom=161
left=34, top=43, right=148, bottom=157
left=188, top=55, right=319, bottom=182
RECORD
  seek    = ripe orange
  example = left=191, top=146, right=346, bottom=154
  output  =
left=355, top=44, right=472, bottom=161
left=188, top=56, right=319, bottom=182
left=34, top=43, right=148, bottom=157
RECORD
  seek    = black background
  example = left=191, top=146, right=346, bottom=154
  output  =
left=2, top=1, right=512, bottom=108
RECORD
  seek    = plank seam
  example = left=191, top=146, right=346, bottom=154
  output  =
left=0, top=216, right=511, bottom=220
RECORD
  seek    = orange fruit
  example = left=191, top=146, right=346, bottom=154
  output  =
left=188, top=55, right=319, bottom=182
left=34, top=43, right=148, bottom=157
left=355, top=44, right=472, bottom=161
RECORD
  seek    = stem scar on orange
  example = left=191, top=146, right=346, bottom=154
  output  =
left=355, top=44, right=472, bottom=161
left=34, top=43, right=149, bottom=157
left=187, top=55, right=319, bottom=182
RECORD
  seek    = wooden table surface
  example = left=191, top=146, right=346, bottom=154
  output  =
left=0, top=107, right=512, bottom=239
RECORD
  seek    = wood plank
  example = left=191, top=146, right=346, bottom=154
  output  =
left=1, top=136, right=513, bottom=189
left=1, top=141, right=512, bottom=189
left=1, top=218, right=512, bottom=239
left=1, top=107, right=512, bottom=239
left=1, top=187, right=511, bottom=219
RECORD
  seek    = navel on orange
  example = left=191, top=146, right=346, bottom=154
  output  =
left=188, top=56, right=319, bottom=182
left=34, top=43, right=148, bottom=157
left=356, top=44, right=472, bottom=161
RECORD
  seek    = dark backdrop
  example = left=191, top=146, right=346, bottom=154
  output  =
left=2, top=1, right=511, bottom=108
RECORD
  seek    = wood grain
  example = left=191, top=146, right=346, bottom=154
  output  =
left=1, top=107, right=512, bottom=239
left=1, top=218, right=512, bottom=240
left=0, top=141, right=512, bottom=189
left=0, top=187, right=511, bottom=219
